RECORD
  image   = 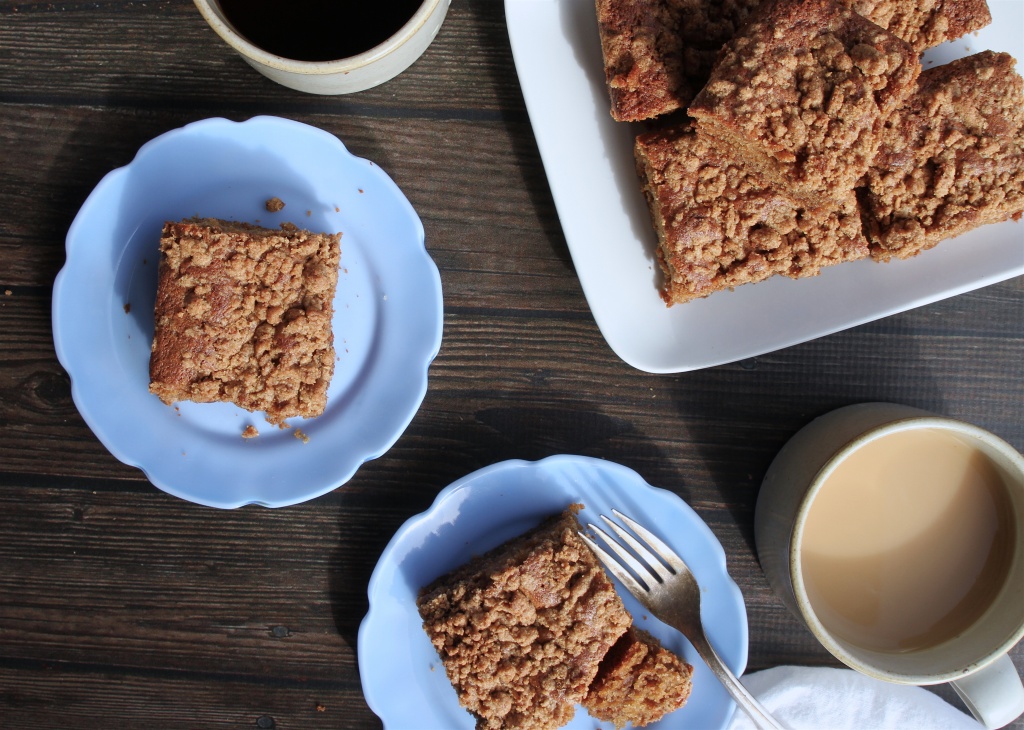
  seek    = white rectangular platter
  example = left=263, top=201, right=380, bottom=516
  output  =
left=506, top=0, right=1024, bottom=373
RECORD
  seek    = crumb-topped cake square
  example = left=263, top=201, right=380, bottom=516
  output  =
left=635, top=123, right=869, bottom=304
left=416, top=506, right=632, bottom=730
left=149, top=218, right=341, bottom=425
left=688, top=0, right=920, bottom=208
left=860, top=51, right=1024, bottom=261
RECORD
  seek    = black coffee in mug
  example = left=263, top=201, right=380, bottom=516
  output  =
left=219, top=0, right=424, bottom=62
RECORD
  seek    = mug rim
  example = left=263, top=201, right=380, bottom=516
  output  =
left=788, top=414, right=1024, bottom=685
left=192, top=0, right=442, bottom=75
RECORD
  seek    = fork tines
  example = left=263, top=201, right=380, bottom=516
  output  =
left=578, top=509, right=686, bottom=594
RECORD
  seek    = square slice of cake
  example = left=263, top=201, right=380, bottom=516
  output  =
left=635, top=124, right=869, bottom=305
left=149, top=218, right=341, bottom=426
left=417, top=506, right=631, bottom=730
left=583, top=626, right=695, bottom=728
left=859, top=51, right=1024, bottom=261
left=688, top=0, right=920, bottom=209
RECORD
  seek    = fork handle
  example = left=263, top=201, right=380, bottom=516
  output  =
left=688, top=630, right=787, bottom=730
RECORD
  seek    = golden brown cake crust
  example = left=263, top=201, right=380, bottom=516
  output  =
left=595, top=0, right=761, bottom=121
left=860, top=51, right=1024, bottom=260
left=595, top=0, right=987, bottom=124
left=688, top=0, right=920, bottom=208
left=635, top=123, right=869, bottom=304
left=849, top=0, right=991, bottom=52
left=149, top=218, right=341, bottom=425
left=583, top=627, right=695, bottom=728
left=930, top=0, right=993, bottom=46
left=417, top=507, right=631, bottom=730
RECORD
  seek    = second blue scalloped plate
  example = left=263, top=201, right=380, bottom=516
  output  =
left=359, top=455, right=748, bottom=729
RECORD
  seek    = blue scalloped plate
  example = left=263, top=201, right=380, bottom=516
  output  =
left=358, top=455, right=748, bottom=729
left=52, top=116, right=443, bottom=508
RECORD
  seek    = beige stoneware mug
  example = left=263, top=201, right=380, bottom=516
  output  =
left=192, top=0, right=450, bottom=94
left=756, top=402, right=1024, bottom=728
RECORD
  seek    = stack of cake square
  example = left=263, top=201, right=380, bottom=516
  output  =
left=597, top=0, right=1024, bottom=305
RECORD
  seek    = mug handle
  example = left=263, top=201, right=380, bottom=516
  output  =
left=950, top=654, right=1024, bottom=729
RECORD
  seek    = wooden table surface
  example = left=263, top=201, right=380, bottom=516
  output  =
left=1, top=1, right=1022, bottom=728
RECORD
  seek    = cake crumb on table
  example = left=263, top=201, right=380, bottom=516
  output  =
left=242, top=425, right=259, bottom=439
left=265, top=197, right=286, bottom=212
left=293, top=429, right=310, bottom=443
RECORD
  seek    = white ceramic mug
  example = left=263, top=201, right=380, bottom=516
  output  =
left=192, top=0, right=450, bottom=95
left=755, top=402, right=1024, bottom=728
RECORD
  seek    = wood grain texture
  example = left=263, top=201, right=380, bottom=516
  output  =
left=1, top=0, right=1022, bottom=727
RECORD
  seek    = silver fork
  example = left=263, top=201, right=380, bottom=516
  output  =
left=580, top=509, right=785, bottom=730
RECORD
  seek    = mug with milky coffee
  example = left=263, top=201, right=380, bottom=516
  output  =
left=756, top=402, right=1024, bottom=729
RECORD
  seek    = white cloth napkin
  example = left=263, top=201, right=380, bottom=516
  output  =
left=726, top=666, right=982, bottom=730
